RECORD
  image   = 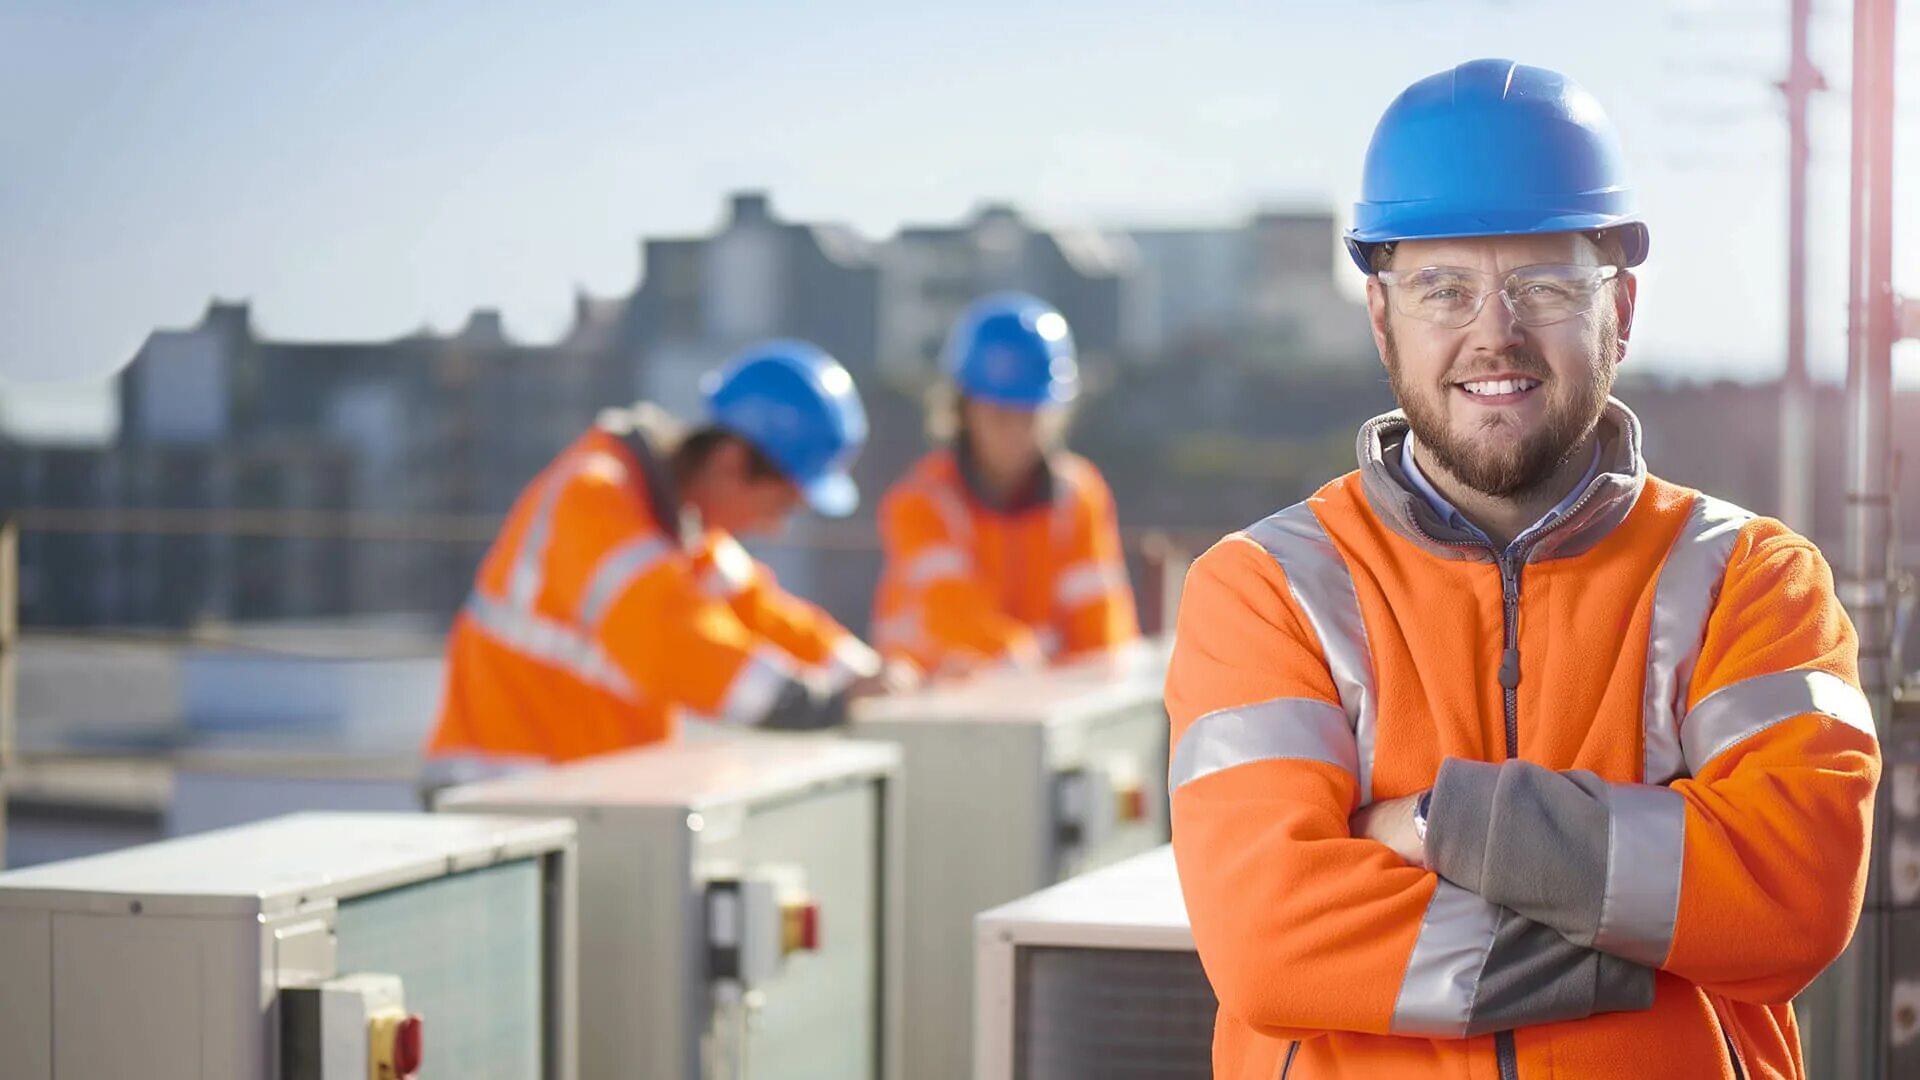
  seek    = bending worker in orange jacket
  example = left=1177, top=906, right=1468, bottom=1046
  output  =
left=429, top=340, right=904, bottom=764
left=1166, top=60, right=1879, bottom=1080
left=871, top=292, right=1139, bottom=677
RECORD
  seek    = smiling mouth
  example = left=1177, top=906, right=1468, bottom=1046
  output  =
left=1455, top=377, right=1543, bottom=398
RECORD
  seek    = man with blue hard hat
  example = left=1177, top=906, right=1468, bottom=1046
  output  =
left=1168, top=59, right=1876, bottom=1079
left=429, top=339, right=914, bottom=763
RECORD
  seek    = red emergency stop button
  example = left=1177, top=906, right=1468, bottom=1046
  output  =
left=781, top=897, right=821, bottom=955
left=394, top=1014, right=424, bottom=1077
left=370, top=1008, right=424, bottom=1080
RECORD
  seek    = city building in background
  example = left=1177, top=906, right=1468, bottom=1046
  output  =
left=7, top=189, right=1916, bottom=642
left=1123, top=208, right=1373, bottom=365
left=878, top=202, right=1132, bottom=385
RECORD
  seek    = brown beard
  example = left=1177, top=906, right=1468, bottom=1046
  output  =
left=1383, top=321, right=1616, bottom=499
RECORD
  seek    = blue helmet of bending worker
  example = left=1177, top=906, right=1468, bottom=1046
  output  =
left=944, top=292, right=1079, bottom=409
left=1345, top=58, right=1650, bottom=274
left=703, top=340, right=870, bottom=518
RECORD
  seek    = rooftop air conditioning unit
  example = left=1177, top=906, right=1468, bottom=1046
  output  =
left=848, top=640, right=1172, bottom=1080
left=0, top=810, right=578, bottom=1080
left=975, top=845, right=1213, bottom=1080
left=437, top=730, right=903, bottom=1080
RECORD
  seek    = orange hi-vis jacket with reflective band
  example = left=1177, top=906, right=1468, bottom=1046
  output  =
left=870, top=448, right=1139, bottom=676
left=428, top=422, right=877, bottom=763
left=1166, top=399, right=1880, bottom=1080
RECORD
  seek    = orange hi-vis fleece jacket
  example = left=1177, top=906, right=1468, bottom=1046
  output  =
left=871, top=447, right=1139, bottom=676
left=1166, top=398, right=1880, bottom=1080
left=429, top=421, right=876, bottom=763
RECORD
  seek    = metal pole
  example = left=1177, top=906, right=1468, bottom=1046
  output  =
left=0, top=518, right=16, bottom=868
left=1804, top=0, right=1902, bottom=1076
left=1777, top=0, right=1823, bottom=532
left=1844, top=0, right=1899, bottom=724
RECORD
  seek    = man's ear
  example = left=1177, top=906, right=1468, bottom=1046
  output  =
left=1614, top=270, right=1637, bottom=365
left=1367, top=277, right=1393, bottom=372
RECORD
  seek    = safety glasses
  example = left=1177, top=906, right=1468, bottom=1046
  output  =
left=1376, top=263, right=1621, bottom=328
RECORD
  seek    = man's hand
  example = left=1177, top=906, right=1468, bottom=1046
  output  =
left=1349, top=791, right=1429, bottom=868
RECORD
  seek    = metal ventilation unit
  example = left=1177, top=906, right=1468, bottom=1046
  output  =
left=849, top=641, right=1172, bottom=1080
left=976, top=845, right=1214, bottom=1080
left=436, top=730, right=904, bottom=1080
left=0, top=810, right=578, bottom=1080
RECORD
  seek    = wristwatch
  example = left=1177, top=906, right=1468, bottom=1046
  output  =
left=1413, top=789, right=1433, bottom=842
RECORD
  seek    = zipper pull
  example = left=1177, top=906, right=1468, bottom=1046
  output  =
left=1498, top=645, right=1520, bottom=689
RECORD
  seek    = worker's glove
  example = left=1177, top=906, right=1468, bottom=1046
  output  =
left=756, top=676, right=852, bottom=731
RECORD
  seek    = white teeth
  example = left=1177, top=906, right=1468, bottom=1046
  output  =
left=1461, top=378, right=1540, bottom=397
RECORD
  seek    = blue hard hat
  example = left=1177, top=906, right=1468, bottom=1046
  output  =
left=702, top=340, right=869, bottom=517
left=944, top=292, right=1079, bottom=409
left=1345, top=59, right=1649, bottom=274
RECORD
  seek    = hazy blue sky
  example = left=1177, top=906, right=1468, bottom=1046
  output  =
left=2, top=0, right=1915, bottom=439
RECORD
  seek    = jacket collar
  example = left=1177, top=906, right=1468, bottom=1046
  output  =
left=954, top=440, right=1060, bottom=514
left=1355, top=396, right=1648, bottom=563
left=596, top=404, right=693, bottom=545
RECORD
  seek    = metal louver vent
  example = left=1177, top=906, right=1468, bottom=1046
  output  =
left=1013, top=945, right=1216, bottom=1079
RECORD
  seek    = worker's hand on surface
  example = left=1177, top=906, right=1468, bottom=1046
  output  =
left=877, top=659, right=922, bottom=694
left=758, top=679, right=852, bottom=731
left=845, top=661, right=919, bottom=699
left=1348, top=792, right=1429, bottom=869
left=844, top=673, right=892, bottom=700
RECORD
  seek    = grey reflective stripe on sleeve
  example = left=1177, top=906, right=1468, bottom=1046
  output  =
left=576, top=535, right=673, bottom=627
left=1055, top=560, right=1124, bottom=610
left=1245, top=502, right=1379, bottom=803
left=816, top=635, right=883, bottom=694
left=1681, top=669, right=1876, bottom=773
left=1052, top=464, right=1079, bottom=546
left=871, top=610, right=926, bottom=653
left=1592, top=783, right=1687, bottom=967
left=927, top=483, right=973, bottom=542
left=1389, top=881, right=1501, bottom=1038
left=717, top=647, right=799, bottom=725
left=507, top=452, right=611, bottom=609
left=903, top=546, right=971, bottom=588
left=1033, top=627, right=1062, bottom=659
left=702, top=535, right=757, bottom=599
left=1642, top=494, right=1754, bottom=783
left=1168, top=698, right=1358, bottom=792
left=463, top=593, right=640, bottom=703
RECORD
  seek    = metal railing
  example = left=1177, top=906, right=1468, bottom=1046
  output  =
left=0, top=508, right=1205, bottom=638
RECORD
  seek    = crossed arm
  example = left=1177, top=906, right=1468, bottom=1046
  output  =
left=1167, top=531, right=1878, bottom=1040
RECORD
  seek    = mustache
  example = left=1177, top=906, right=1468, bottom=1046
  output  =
left=1446, top=355, right=1552, bottom=384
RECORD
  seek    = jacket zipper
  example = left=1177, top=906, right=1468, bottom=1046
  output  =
left=1278, top=1039, right=1300, bottom=1079
left=1399, top=468, right=1612, bottom=1080
left=1709, top=998, right=1747, bottom=1080
left=1497, top=553, right=1522, bottom=756
left=1396, top=520, right=1528, bottom=1080
left=1493, top=553, right=1524, bottom=1080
